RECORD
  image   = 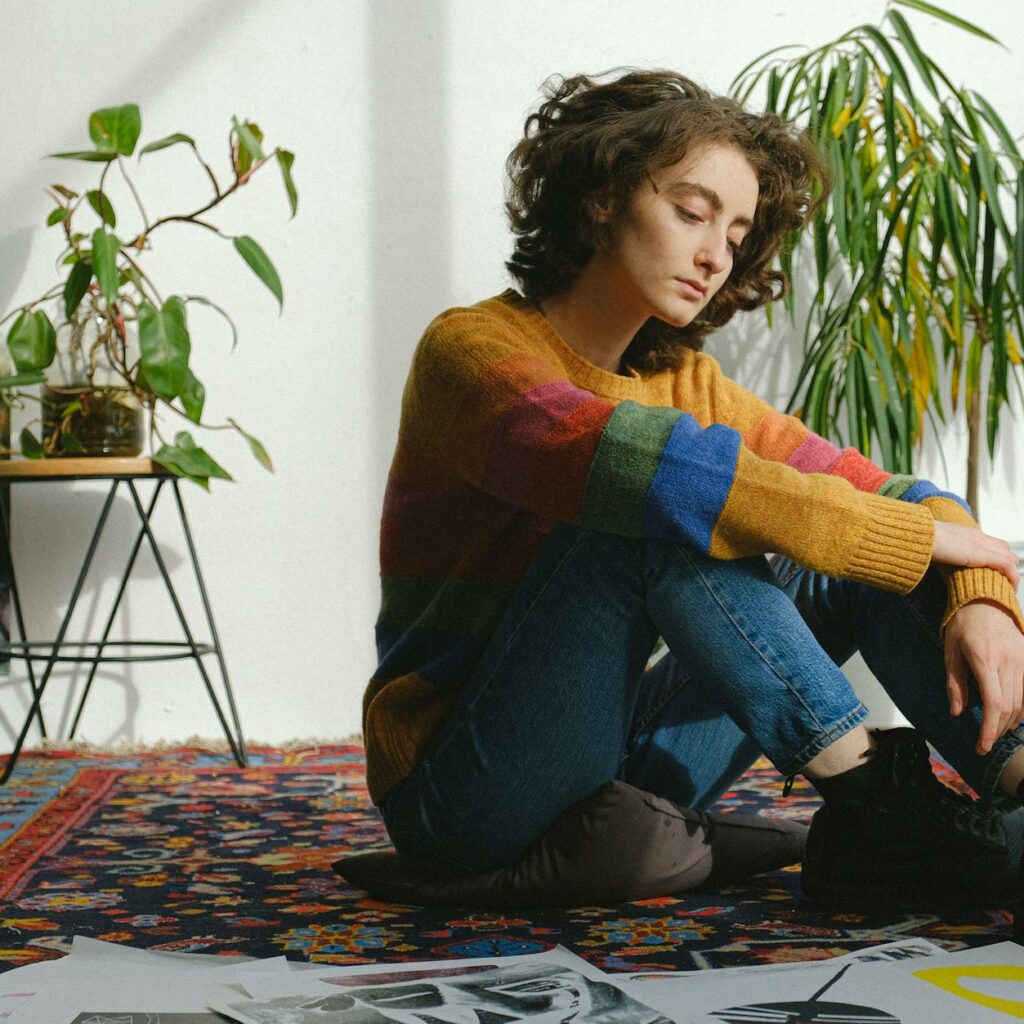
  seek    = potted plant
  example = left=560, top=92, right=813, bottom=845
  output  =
left=0, top=104, right=297, bottom=488
left=731, top=0, right=1024, bottom=518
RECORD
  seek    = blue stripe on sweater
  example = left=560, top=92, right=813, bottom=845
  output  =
left=900, top=480, right=974, bottom=517
left=643, top=414, right=742, bottom=551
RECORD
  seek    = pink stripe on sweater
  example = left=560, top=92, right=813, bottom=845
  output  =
left=786, top=433, right=843, bottom=474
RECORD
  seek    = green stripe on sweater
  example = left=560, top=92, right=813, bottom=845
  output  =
left=581, top=401, right=680, bottom=535
left=378, top=576, right=514, bottom=636
left=878, top=474, right=918, bottom=500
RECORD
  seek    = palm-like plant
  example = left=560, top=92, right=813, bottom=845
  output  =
left=731, top=0, right=1024, bottom=517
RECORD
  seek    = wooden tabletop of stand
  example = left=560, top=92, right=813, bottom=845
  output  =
left=0, top=456, right=168, bottom=481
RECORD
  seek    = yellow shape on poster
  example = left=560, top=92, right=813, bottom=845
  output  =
left=913, top=964, right=1024, bottom=1017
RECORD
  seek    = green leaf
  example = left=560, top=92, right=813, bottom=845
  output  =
left=890, top=0, right=1001, bottom=46
left=138, top=297, right=191, bottom=401
left=52, top=184, right=78, bottom=201
left=970, top=90, right=1022, bottom=160
left=830, top=138, right=848, bottom=254
left=63, top=260, right=93, bottom=320
left=49, top=150, right=118, bottom=162
left=883, top=77, right=899, bottom=191
left=46, top=207, right=69, bottom=227
left=1016, top=168, right=1024, bottom=299
left=934, top=175, right=971, bottom=279
left=19, top=428, right=43, bottom=460
left=60, top=431, right=85, bottom=454
left=857, top=346, right=896, bottom=469
left=965, top=155, right=980, bottom=274
left=974, top=146, right=1010, bottom=248
left=139, top=132, right=197, bottom=157
left=154, top=430, right=232, bottom=489
left=0, top=370, right=46, bottom=389
left=233, top=235, right=283, bottom=309
left=850, top=50, right=868, bottom=112
left=232, top=117, right=265, bottom=176
left=91, top=228, right=120, bottom=305
left=728, top=44, right=803, bottom=95
left=229, top=418, right=273, bottom=471
left=88, top=103, right=141, bottom=156
left=276, top=149, right=298, bottom=217
left=182, top=295, right=239, bottom=351
left=981, top=208, right=996, bottom=305
left=860, top=25, right=913, bottom=100
left=179, top=367, right=206, bottom=423
left=7, top=310, right=56, bottom=372
left=86, top=190, right=117, bottom=228
left=885, top=9, right=939, bottom=101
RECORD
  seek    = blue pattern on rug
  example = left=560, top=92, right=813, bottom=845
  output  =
left=0, top=745, right=1011, bottom=973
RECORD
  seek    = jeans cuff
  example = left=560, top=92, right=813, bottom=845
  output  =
left=979, top=724, right=1024, bottom=803
left=773, top=704, right=870, bottom=778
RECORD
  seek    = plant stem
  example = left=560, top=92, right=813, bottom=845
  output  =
left=118, top=156, right=150, bottom=232
left=119, top=250, right=163, bottom=307
left=0, top=285, right=65, bottom=328
left=127, top=155, right=270, bottom=247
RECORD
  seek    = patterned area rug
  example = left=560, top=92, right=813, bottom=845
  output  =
left=0, top=744, right=1010, bottom=976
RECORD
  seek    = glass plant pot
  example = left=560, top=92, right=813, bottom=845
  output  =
left=41, top=384, right=143, bottom=457
left=42, top=299, right=144, bottom=458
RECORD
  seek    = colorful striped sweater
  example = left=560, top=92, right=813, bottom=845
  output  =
left=365, top=288, right=1024, bottom=803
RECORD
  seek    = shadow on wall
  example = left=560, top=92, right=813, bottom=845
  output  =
left=0, top=0, right=253, bottom=747
left=369, top=0, right=451, bottom=486
left=0, top=488, right=189, bottom=748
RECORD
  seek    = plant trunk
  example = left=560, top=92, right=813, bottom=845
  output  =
left=966, top=391, right=981, bottom=521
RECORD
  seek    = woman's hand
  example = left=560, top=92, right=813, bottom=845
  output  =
left=931, top=521, right=1020, bottom=589
left=945, top=601, right=1024, bottom=755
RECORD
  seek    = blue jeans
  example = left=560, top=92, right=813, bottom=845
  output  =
left=378, top=523, right=1024, bottom=874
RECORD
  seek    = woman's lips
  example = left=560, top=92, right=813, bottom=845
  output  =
left=675, top=278, right=706, bottom=300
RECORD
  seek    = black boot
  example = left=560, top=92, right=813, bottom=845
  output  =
left=802, top=727, right=1023, bottom=911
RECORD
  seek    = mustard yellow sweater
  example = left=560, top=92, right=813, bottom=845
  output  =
left=365, top=289, right=1024, bottom=802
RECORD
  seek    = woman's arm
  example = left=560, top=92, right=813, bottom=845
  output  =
left=411, top=309, right=939, bottom=593
left=700, top=351, right=1024, bottom=635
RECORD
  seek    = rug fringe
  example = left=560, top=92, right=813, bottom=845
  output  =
left=37, top=734, right=365, bottom=754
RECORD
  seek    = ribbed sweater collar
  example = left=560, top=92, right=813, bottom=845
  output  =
left=488, top=288, right=647, bottom=402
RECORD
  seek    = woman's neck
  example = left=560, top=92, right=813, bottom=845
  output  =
left=538, top=263, right=646, bottom=375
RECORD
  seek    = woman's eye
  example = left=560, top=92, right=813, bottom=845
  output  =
left=675, top=206, right=701, bottom=222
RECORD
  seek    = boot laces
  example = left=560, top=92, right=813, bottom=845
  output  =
left=873, top=729, right=1004, bottom=845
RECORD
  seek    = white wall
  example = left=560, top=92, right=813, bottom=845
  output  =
left=0, top=0, right=1020, bottom=747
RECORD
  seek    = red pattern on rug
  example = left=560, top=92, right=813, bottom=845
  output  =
left=0, top=745, right=1010, bottom=973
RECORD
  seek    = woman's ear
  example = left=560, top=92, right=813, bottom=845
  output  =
left=586, top=192, right=613, bottom=224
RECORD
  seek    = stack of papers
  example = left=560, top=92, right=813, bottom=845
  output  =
left=1, top=934, right=1022, bottom=1023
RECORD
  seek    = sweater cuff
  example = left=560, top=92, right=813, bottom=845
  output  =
left=940, top=566, right=1024, bottom=636
left=842, top=494, right=934, bottom=593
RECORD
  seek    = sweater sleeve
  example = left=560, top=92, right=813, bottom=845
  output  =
left=407, top=311, right=934, bottom=594
left=701, top=353, right=1024, bottom=635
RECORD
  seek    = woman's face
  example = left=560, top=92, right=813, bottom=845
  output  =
left=593, top=143, right=759, bottom=327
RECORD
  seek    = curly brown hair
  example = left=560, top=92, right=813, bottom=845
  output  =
left=504, top=68, right=829, bottom=372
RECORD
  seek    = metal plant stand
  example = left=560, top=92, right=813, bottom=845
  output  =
left=0, top=457, right=246, bottom=784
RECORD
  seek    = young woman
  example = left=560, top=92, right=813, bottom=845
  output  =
left=363, top=69, right=1024, bottom=910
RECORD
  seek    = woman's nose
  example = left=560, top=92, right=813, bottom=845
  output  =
left=696, top=237, right=730, bottom=275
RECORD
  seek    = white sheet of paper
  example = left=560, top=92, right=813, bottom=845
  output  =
left=626, top=939, right=1024, bottom=1024
left=237, top=945, right=597, bottom=1000
left=621, top=937, right=945, bottom=983
left=12, top=978, right=249, bottom=1024
left=211, top=947, right=669, bottom=1024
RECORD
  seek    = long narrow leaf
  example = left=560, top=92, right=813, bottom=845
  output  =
left=891, top=0, right=1002, bottom=46
left=233, top=235, right=283, bottom=309
left=886, top=9, right=939, bottom=100
left=860, top=25, right=914, bottom=99
left=974, top=145, right=1011, bottom=247
left=971, top=91, right=1023, bottom=160
left=1016, top=168, right=1024, bottom=298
